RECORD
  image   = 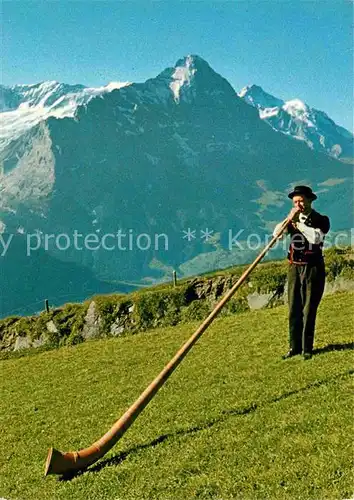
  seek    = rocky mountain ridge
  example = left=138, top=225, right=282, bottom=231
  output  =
left=0, top=55, right=352, bottom=318
left=238, top=84, right=353, bottom=159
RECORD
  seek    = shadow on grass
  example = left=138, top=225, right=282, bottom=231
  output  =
left=58, top=368, right=353, bottom=481
left=313, top=342, right=354, bottom=355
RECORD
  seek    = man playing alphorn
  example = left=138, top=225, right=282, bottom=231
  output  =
left=274, top=185, right=330, bottom=360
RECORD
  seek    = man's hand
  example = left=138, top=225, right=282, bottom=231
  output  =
left=287, top=207, right=300, bottom=222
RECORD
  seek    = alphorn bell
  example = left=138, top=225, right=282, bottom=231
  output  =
left=45, top=218, right=289, bottom=476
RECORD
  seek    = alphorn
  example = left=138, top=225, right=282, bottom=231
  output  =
left=45, top=218, right=289, bottom=476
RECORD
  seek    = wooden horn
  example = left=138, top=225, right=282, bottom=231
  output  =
left=45, top=218, right=289, bottom=476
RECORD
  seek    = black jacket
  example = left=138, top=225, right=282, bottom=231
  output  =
left=287, top=209, right=330, bottom=264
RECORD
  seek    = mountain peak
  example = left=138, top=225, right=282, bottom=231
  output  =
left=239, top=86, right=353, bottom=158
left=238, top=84, right=263, bottom=97
left=238, top=85, right=284, bottom=109
left=174, top=54, right=211, bottom=69
left=169, top=55, right=200, bottom=101
left=283, top=98, right=308, bottom=114
left=155, top=54, right=236, bottom=103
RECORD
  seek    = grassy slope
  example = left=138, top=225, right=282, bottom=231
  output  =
left=0, top=292, right=353, bottom=500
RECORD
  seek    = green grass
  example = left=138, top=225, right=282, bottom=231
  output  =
left=0, top=291, right=353, bottom=500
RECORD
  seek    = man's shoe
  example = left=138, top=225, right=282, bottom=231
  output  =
left=303, top=352, right=313, bottom=360
left=282, top=349, right=300, bottom=360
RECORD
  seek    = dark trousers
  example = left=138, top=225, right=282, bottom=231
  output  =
left=287, top=260, right=326, bottom=354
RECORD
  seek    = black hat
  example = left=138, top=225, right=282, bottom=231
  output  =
left=288, top=185, right=317, bottom=201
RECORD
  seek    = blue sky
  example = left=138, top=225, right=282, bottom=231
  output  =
left=2, top=1, right=353, bottom=131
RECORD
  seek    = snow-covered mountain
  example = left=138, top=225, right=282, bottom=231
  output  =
left=0, top=55, right=352, bottom=318
left=2, top=69, right=352, bottom=161
left=238, top=85, right=353, bottom=159
left=238, top=84, right=284, bottom=110
left=0, top=80, right=131, bottom=151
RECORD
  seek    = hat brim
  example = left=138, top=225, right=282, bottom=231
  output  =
left=288, top=191, right=317, bottom=200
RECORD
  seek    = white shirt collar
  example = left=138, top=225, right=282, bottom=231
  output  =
left=299, top=210, right=312, bottom=223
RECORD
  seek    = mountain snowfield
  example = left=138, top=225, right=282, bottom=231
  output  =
left=238, top=85, right=353, bottom=159
left=0, top=80, right=131, bottom=151
left=0, top=54, right=352, bottom=318
left=170, top=55, right=197, bottom=102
